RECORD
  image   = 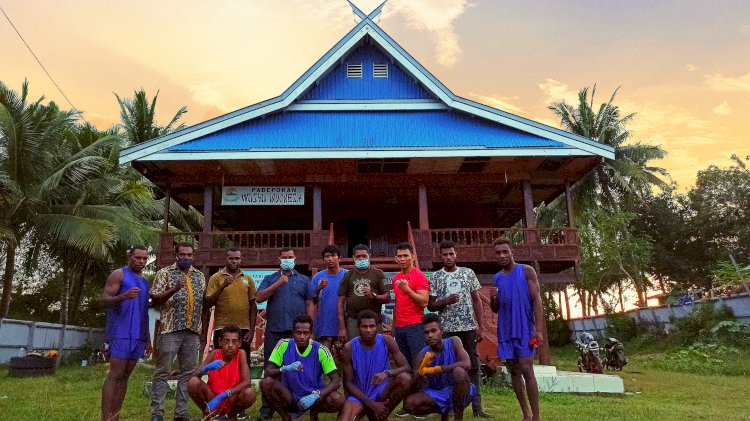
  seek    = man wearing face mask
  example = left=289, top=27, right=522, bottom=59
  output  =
left=255, top=248, right=316, bottom=421
left=150, top=242, right=207, bottom=421
left=337, top=244, right=390, bottom=341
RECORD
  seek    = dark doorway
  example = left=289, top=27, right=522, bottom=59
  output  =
left=347, top=218, right=369, bottom=256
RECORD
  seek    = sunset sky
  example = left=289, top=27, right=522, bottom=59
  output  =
left=2, top=0, right=749, bottom=189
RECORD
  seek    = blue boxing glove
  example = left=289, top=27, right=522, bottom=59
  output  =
left=280, top=361, right=302, bottom=373
left=298, top=392, right=320, bottom=410
left=201, top=360, right=224, bottom=375
left=207, top=390, right=230, bottom=412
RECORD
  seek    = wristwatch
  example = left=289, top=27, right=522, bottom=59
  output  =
left=312, top=390, right=321, bottom=396
left=384, top=369, right=393, bottom=378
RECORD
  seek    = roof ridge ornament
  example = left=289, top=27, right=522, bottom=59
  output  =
left=347, top=0, right=387, bottom=23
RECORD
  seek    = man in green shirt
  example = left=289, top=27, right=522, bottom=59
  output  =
left=337, top=244, right=390, bottom=340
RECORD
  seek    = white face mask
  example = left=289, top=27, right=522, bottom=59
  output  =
left=280, top=258, right=296, bottom=271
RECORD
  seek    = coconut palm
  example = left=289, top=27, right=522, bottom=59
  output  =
left=545, top=86, right=668, bottom=221
left=116, top=89, right=187, bottom=146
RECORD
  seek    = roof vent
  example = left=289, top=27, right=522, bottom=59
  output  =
left=347, top=63, right=363, bottom=78
left=373, top=63, right=389, bottom=78
left=357, top=158, right=409, bottom=173
left=458, top=157, right=490, bottom=173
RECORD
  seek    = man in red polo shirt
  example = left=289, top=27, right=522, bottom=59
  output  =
left=392, top=242, right=429, bottom=368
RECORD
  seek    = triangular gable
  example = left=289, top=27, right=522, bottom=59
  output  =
left=120, top=4, right=615, bottom=164
left=303, top=44, right=435, bottom=101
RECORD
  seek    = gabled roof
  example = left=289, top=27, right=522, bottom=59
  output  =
left=120, top=3, right=615, bottom=164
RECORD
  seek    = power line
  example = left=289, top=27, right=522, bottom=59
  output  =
left=0, top=4, right=82, bottom=116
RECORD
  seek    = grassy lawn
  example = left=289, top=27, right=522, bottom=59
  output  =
left=1, top=347, right=749, bottom=421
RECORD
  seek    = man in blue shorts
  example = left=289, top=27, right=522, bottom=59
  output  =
left=403, top=313, right=475, bottom=421
left=100, top=245, right=152, bottom=421
left=338, top=310, right=412, bottom=421
left=490, top=237, right=544, bottom=421
left=260, top=314, right=344, bottom=421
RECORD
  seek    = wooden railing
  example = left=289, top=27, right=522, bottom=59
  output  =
left=159, top=227, right=579, bottom=267
left=429, top=227, right=578, bottom=246
left=170, top=230, right=316, bottom=250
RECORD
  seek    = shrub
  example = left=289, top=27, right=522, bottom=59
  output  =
left=605, top=312, right=638, bottom=341
left=546, top=318, right=572, bottom=347
left=670, top=300, right=736, bottom=344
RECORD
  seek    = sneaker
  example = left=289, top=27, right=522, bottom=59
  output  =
left=395, top=409, right=410, bottom=418
left=237, top=412, right=250, bottom=420
left=473, top=410, right=493, bottom=419
left=412, top=416, right=427, bottom=420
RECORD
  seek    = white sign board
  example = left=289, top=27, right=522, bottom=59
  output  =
left=221, top=186, right=305, bottom=206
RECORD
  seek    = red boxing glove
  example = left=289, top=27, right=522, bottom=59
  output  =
left=528, top=337, right=540, bottom=349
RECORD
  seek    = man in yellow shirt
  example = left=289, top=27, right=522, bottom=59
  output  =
left=205, top=247, right=258, bottom=420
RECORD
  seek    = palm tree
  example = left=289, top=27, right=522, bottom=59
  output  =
left=116, top=89, right=187, bottom=146
left=546, top=86, right=668, bottom=218
left=542, top=86, right=668, bottom=315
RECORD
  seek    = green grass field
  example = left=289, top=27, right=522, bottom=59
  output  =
left=1, top=346, right=749, bottom=421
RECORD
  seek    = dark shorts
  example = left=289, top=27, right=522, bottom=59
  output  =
left=497, top=338, right=536, bottom=360
left=425, top=384, right=476, bottom=415
left=109, top=338, right=146, bottom=360
left=347, top=380, right=389, bottom=404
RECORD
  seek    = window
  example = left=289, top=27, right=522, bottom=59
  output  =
left=458, top=157, right=490, bottom=173
left=357, top=158, right=409, bottom=173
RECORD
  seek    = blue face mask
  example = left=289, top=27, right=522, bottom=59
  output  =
left=280, top=258, right=295, bottom=271
left=176, top=258, right=193, bottom=271
left=354, top=259, right=370, bottom=270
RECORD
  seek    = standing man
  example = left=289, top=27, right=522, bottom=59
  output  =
left=101, top=245, right=152, bottom=421
left=403, top=313, right=475, bottom=421
left=490, top=237, right=543, bottom=421
left=428, top=241, right=492, bottom=418
left=337, top=244, right=389, bottom=341
left=311, top=245, right=348, bottom=356
left=150, top=242, right=207, bottom=421
left=392, top=242, right=429, bottom=367
left=205, top=247, right=257, bottom=420
left=260, top=315, right=345, bottom=421
left=338, top=310, right=413, bottom=421
left=255, top=248, right=316, bottom=421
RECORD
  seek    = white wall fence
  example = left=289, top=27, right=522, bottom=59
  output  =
left=0, top=318, right=105, bottom=364
left=567, top=293, right=750, bottom=341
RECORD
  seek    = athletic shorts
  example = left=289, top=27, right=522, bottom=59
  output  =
left=497, top=338, right=536, bottom=360
left=425, top=384, right=476, bottom=415
left=347, top=380, right=389, bottom=404
left=108, top=338, right=146, bottom=360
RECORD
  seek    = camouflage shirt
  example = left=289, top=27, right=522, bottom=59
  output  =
left=429, top=267, right=481, bottom=332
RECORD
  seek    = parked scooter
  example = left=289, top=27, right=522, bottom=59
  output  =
left=603, top=337, right=628, bottom=370
left=576, top=332, right=603, bottom=374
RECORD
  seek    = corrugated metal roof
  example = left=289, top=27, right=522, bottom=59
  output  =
left=168, top=110, right=565, bottom=151
left=304, top=44, right=433, bottom=100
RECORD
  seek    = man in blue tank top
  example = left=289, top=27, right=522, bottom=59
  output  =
left=403, top=313, right=475, bottom=421
left=338, top=310, right=413, bottom=421
left=260, top=314, right=344, bottom=421
left=490, top=237, right=544, bottom=421
left=100, top=245, right=151, bottom=421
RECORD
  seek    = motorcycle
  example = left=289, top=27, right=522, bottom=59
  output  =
left=603, top=337, right=628, bottom=371
left=576, top=332, right=603, bottom=374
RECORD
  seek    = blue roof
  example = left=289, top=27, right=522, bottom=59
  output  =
left=168, top=110, right=565, bottom=151
left=304, top=44, right=433, bottom=100
left=119, top=3, right=615, bottom=164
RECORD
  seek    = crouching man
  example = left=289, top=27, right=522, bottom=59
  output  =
left=260, top=314, right=344, bottom=421
left=338, top=310, right=412, bottom=421
left=403, top=313, right=475, bottom=421
left=188, top=325, right=256, bottom=420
